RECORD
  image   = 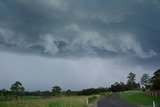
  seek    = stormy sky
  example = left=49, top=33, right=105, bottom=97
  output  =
left=0, top=0, right=160, bottom=91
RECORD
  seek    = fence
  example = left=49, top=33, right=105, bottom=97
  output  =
left=147, top=90, right=160, bottom=97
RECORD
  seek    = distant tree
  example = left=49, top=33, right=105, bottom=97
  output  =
left=136, top=82, right=141, bottom=89
left=109, top=82, right=127, bottom=92
left=127, top=72, right=137, bottom=90
left=140, top=73, right=151, bottom=89
left=10, top=81, right=25, bottom=99
left=80, top=87, right=107, bottom=95
left=41, top=91, right=51, bottom=98
left=119, top=82, right=126, bottom=91
left=114, top=82, right=120, bottom=92
left=0, top=89, right=8, bottom=96
left=52, top=86, right=62, bottom=96
left=10, top=81, right=25, bottom=94
left=151, top=69, right=160, bottom=90
left=127, top=72, right=136, bottom=83
left=66, top=89, right=73, bottom=96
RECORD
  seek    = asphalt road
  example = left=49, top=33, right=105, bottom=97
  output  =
left=97, top=93, right=138, bottom=107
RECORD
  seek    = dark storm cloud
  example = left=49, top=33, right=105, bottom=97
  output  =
left=0, top=0, right=160, bottom=91
left=0, top=0, right=159, bottom=58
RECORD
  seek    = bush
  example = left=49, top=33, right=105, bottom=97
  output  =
left=88, top=95, right=98, bottom=103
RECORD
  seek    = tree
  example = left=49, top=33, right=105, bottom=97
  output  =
left=52, top=86, right=62, bottom=96
left=10, top=81, right=25, bottom=95
left=151, top=69, right=160, bottom=90
left=127, top=72, right=136, bottom=83
left=0, top=89, right=8, bottom=96
left=66, top=89, right=74, bottom=96
left=140, top=73, right=151, bottom=89
left=108, top=82, right=126, bottom=92
left=119, top=82, right=126, bottom=91
left=127, top=72, right=137, bottom=90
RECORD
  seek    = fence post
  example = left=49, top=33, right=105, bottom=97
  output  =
left=86, top=97, right=88, bottom=105
left=155, top=92, right=157, bottom=97
left=153, top=101, right=155, bottom=107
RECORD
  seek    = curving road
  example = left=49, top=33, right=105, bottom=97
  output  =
left=97, top=93, right=138, bottom=107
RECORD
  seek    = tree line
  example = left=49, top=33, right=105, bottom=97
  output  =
left=0, top=69, right=160, bottom=100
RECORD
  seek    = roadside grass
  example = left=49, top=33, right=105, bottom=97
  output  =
left=0, top=92, right=112, bottom=107
left=119, top=91, right=160, bottom=106
left=22, top=96, right=44, bottom=100
left=0, top=96, right=13, bottom=101
left=88, top=95, right=99, bottom=103
left=0, top=96, right=87, bottom=107
left=88, top=92, right=111, bottom=103
left=0, top=96, right=44, bottom=101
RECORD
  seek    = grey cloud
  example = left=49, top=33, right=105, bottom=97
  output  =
left=0, top=0, right=160, bottom=90
left=20, top=0, right=69, bottom=12
left=0, top=51, right=153, bottom=91
left=0, top=24, right=157, bottom=59
left=0, top=0, right=159, bottom=59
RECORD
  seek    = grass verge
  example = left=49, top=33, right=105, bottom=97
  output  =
left=0, top=96, right=87, bottom=107
left=119, top=91, right=160, bottom=106
left=88, top=92, right=111, bottom=103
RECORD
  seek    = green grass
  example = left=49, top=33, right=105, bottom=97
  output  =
left=22, top=96, right=44, bottom=100
left=88, top=92, right=111, bottom=103
left=119, top=91, right=160, bottom=106
left=88, top=95, right=99, bottom=103
left=0, top=96, right=87, bottom=107
left=0, top=96, right=12, bottom=101
left=0, top=96, right=44, bottom=101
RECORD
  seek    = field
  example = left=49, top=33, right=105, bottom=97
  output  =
left=0, top=96, right=87, bottom=107
left=0, top=96, right=44, bottom=101
left=119, top=91, right=160, bottom=106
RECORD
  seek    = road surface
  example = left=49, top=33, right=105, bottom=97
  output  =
left=97, top=93, right=138, bottom=107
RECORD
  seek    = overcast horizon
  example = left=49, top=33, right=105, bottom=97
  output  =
left=0, top=0, right=160, bottom=91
